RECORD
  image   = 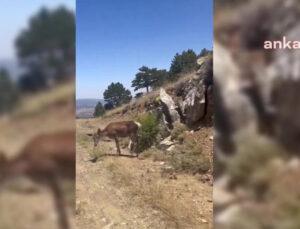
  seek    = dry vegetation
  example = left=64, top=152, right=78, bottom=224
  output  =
left=75, top=60, right=213, bottom=228
left=76, top=95, right=213, bottom=229
left=104, top=159, right=212, bottom=229
left=104, top=71, right=196, bottom=118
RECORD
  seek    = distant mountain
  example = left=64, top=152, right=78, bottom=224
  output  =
left=76, top=98, right=104, bottom=109
left=76, top=98, right=104, bottom=118
left=0, top=59, right=24, bottom=79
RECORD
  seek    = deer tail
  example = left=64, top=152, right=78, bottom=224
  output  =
left=134, top=121, right=142, bottom=129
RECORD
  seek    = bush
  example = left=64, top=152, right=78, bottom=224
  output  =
left=139, top=147, right=166, bottom=161
left=168, top=143, right=210, bottom=174
left=226, top=136, right=283, bottom=189
left=170, top=121, right=188, bottom=142
left=136, top=113, right=159, bottom=152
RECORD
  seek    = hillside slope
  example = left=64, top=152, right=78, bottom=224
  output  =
left=76, top=118, right=213, bottom=229
left=76, top=56, right=213, bottom=228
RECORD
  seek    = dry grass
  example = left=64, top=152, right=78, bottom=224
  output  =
left=104, top=159, right=211, bottom=229
left=139, top=147, right=167, bottom=161
left=14, top=82, right=74, bottom=118
left=171, top=121, right=188, bottom=142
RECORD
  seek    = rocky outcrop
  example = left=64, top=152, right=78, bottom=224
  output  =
left=159, top=88, right=180, bottom=128
left=159, top=136, right=175, bottom=150
left=182, top=86, right=206, bottom=126
left=158, top=56, right=213, bottom=129
left=214, top=0, right=300, bottom=228
left=214, top=0, right=300, bottom=154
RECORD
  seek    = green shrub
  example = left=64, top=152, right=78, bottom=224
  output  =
left=168, top=143, right=210, bottom=174
left=138, top=148, right=154, bottom=159
left=170, top=121, right=188, bottom=142
left=227, top=136, right=283, bottom=189
left=93, top=102, right=105, bottom=117
left=137, top=113, right=159, bottom=152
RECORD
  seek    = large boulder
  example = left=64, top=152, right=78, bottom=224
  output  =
left=156, top=56, right=213, bottom=129
left=159, top=88, right=180, bottom=128
left=181, top=56, right=213, bottom=126
left=182, top=86, right=206, bottom=126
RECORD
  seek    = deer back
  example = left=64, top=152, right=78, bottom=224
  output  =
left=103, top=121, right=139, bottom=138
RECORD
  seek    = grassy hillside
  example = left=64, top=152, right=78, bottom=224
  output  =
left=77, top=117, right=213, bottom=229
left=76, top=69, right=213, bottom=228
left=104, top=71, right=196, bottom=118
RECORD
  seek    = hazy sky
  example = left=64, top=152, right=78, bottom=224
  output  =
left=0, top=0, right=75, bottom=60
left=76, top=0, right=213, bottom=99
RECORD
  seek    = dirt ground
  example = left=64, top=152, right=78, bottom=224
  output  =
left=76, top=118, right=213, bottom=229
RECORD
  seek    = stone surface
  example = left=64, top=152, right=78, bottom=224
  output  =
left=159, top=136, right=175, bottom=150
left=159, top=88, right=180, bottom=126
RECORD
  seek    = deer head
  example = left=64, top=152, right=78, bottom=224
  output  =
left=87, top=128, right=102, bottom=147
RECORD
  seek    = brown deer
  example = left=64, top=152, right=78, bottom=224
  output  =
left=0, top=131, right=75, bottom=229
left=88, top=121, right=141, bottom=156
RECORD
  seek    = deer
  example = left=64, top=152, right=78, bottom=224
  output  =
left=0, top=131, right=75, bottom=229
left=88, top=121, right=141, bottom=156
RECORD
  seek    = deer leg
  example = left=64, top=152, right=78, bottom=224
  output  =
left=128, top=139, right=133, bottom=152
left=128, top=135, right=135, bottom=155
left=131, top=134, right=138, bottom=156
left=135, top=134, right=139, bottom=154
left=114, top=137, right=121, bottom=155
left=49, top=175, right=69, bottom=229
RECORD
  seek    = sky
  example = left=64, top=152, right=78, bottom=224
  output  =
left=0, top=0, right=75, bottom=60
left=76, top=0, right=213, bottom=99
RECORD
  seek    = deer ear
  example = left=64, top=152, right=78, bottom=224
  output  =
left=87, top=133, right=93, bottom=137
left=97, top=128, right=101, bottom=135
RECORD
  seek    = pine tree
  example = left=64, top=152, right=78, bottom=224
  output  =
left=93, top=102, right=105, bottom=117
left=103, top=82, right=132, bottom=108
left=131, top=66, right=156, bottom=93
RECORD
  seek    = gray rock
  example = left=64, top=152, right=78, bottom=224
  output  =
left=215, top=204, right=242, bottom=228
left=166, top=145, right=176, bottom=152
left=159, top=136, right=175, bottom=150
left=197, top=57, right=206, bottom=66
left=214, top=187, right=237, bottom=209
left=182, top=86, right=206, bottom=125
left=160, top=88, right=180, bottom=126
